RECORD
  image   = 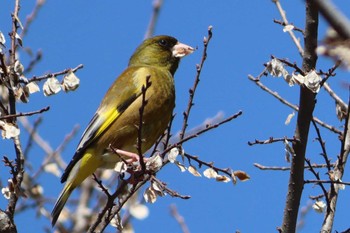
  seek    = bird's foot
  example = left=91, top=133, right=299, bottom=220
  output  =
left=114, top=148, right=140, bottom=163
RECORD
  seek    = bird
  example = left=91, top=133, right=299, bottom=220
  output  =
left=51, top=35, right=194, bottom=226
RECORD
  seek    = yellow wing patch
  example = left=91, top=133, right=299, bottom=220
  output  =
left=95, top=108, right=121, bottom=138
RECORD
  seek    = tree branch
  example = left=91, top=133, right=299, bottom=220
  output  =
left=281, top=1, right=318, bottom=232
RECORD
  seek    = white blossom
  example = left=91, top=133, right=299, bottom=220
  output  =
left=62, top=71, right=80, bottom=92
left=43, top=77, right=61, bottom=96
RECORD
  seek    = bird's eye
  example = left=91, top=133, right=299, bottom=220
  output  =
left=158, top=39, right=168, bottom=47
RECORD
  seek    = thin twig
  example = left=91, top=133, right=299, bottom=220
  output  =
left=184, top=152, right=232, bottom=177
left=98, top=178, right=149, bottom=232
left=27, top=64, right=83, bottom=83
left=144, top=0, right=163, bottom=39
left=273, top=19, right=305, bottom=34
left=136, top=75, right=152, bottom=171
left=179, top=26, right=212, bottom=140
left=87, top=179, right=129, bottom=233
left=20, top=0, right=45, bottom=38
left=248, top=137, right=296, bottom=146
left=254, top=163, right=334, bottom=171
left=0, top=106, right=49, bottom=120
left=311, top=120, right=332, bottom=172
left=322, top=88, right=350, bottom=232
left=304, top=158, right=329, bottom=205
left=320, top=61, right=341, bottom=86
left=32, top=124, right=80, bottom=180
left=6, top=0, right=25, bottom=221
left=164, top=111, right=243, bottom=156
left=273, top=0, right=304, bottom=56
left=305, top=180, right=350, bottom=186
left=24, top=50, right=42, bottom=75
left=273, top=56, right=305, bottom=75
left=23, top=116, right=42, bottom=160
left=151, top=176, right=190, bottom=199
left=170, top=204, right=191, bottom=233
left=248, top=75, right=342, bottom=135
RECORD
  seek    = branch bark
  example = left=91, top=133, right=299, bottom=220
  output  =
left=321, top=93, right=350, bottom=232
left=281, top=1, right=318, bottom=232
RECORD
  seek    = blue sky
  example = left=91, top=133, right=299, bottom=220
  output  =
left=1, top=1, right=350, bottom=232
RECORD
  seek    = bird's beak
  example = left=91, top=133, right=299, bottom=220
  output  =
left=172, top=42, right=195, bottom=58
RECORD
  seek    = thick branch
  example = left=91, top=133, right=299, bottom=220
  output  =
left=321, top=91, right=350, bottom=232
left=313, top=0, right=350, bottom=39
left=281, top=1, right=318, bottom=232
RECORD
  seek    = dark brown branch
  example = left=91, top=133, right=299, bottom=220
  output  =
left=6, top=1, right=26, bottom=227
left=309, top=194, right=325, bottom=200
left=281, top=2, right=318, bottom=232
left=27, top=64, right=83, bottom=83
left=179, top=26, right=212, bottom=140
left=0, top=106, right=50, bottom=120
left=311, top=120, right=332, bottom=171
left=321, top=87, right=350, bottom=232
left=136, top=75, right=152, bottom=171
left=273, top=19, right=305, bottom=34
left=248, top=137, right=297, bottom=146
left=184, top=152, right=232, bottom=177
left=87, top=179, right=129, bottom=233
left=273, top=56, right=305, bottom=75
left=164, top=111, right=243, bottom=156
left=99, top=178, right=149, bottom=232
left=305, top=180, right=350, bottom=186
left=304, top=158, right=329, bottom=205
left=92, top=174, right=111, bottom=198
left=151, top=176, right=190, bottom=199
left=319, top=61, right=341, bottom=86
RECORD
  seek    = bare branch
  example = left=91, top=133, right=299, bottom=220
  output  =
left=272, top=0, right=304, bottom=56
left=27, top=64, right=83, bottom=83
left=254, top=163, right=334, bottom=171
left=0, top=106, right=49, bottom=121
left=164, top=111, right=243, bottom=155
left=313, top=0, right=350, bottom=39
left=21, top=0, right=45, bottom=38
left=170, top=204, right=190, bottom=233
left=144, top=0, right=163, bottom=39
left=305, top=180, right=350, bottom=186
left=304, top=158, right=329, bottom=205
left=281, top=1, right=318, bottom=232
left=136, top=75, right=152, bottom=171
left=322, top=88, right=350, bottom=232
left=311, top=120, right=332, bottom=172
left=273, top=19, right=305, bottom=34
left=248, top=75, right=342, bottom=135
left=151, top=176, right=190, bottom=199
left=179, top=26, right=212, bottom=140
left=248, top=137, right=297, bottom=146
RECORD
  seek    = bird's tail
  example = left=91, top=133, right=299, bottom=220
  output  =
left=51, top=150, right=102, bottom=226
left=51, top=182, right=74, bottom=226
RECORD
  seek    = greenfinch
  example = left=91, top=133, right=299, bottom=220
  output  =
left=51, top=35, right=194, bottom=226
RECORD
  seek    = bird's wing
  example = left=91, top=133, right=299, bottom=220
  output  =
left=61, top=66, right=151, bottom=183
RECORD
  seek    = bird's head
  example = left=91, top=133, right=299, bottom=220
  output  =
left=129, top=35, right=194, bottom=75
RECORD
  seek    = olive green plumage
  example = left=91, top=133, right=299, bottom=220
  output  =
left=51, top=35, right=193, bottom=226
